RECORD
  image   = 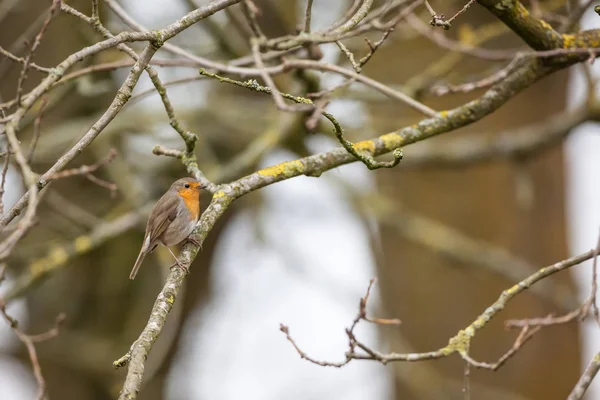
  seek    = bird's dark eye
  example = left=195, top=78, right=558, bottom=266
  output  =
left=184, top=183, right=190, bottom=188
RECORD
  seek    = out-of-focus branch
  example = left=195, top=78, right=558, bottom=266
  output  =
left=361, top=194, right=577, bottom=310
left=403, top=19, right=508, bottom=96
left=207, top=111, right=302, bottom=182
left=14, top=0, right=61, bottom=106
left=561, top=0, right=595, bottom=33
left=251, top=39, right=309, bottom=112
left=4, top=205, right=150, bottom=302
left=0, top=58, right=211, bottom=113
left=264, top=0, right=378, bottom=50
left=0, top=152, right=10, bottom=216
left=0, top=45, right=52, bottom=74
left=285, top=58, right=437, bottom=116
left=104, top=0, right=281, bottom=76
left=26, top=98, right=47, bottom=163
left=0, top=4, right=49, bottom=79
left=46, top=148, right=117, bottom=180
left=401, top=104, right=590, bottom=167
left=431, top=55, right=523, bottom=96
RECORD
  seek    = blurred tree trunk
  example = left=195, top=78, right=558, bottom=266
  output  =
left=369, top=3, right=579, bottom=400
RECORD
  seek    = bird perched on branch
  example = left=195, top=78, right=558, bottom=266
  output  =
left=130, top=177, right=205, bottom=279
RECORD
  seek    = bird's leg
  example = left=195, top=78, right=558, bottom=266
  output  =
left=166, top=247, right=189, bottom=274
left=183, top=236, right=203, bottom=250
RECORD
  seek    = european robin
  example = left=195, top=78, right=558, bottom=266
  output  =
left=129, top=177, right=205, bottom=280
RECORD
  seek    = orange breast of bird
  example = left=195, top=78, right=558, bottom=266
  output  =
left=178, top=188, right=200, bottom=220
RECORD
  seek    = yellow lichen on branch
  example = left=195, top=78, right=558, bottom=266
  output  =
left=257, top=160, right=304, bottom=178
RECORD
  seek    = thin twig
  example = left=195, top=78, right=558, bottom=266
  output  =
left=0, top=298, right=65, bottom=400
left=85, top=174, right=118, bottom=197
left=280, top=279, right=400, bottom=367
left=152, top=145, right=184, bottom=159
left=27, top=98, right=48, bottom=163
left=431, top=56, right=523, bottom=96
left=463, top=360, right=471, bottom=400
left=309, top=25, right=397, bottom=99
left=279, top=324, right=352, bottom=368
left=589, top=228, right=600, bottom=326
left=0, top=46, right=52, bottom=74
left=285, top=58, right=437, bottom=116
left=251, top=39, right=311, bottom=112
left=103, top=0, right=282, bottom=76
left=425, top=0, right=485, bottom=30
left=242, top=0, right=266, bottom=39
left=45, top=149, right=117, bottom=181
left=461, top=325, right=542, bottom=371
left=336, top=40, right=361, bottom=72
left=91, top=0, right=99, bottom=20
left=505, top=227, right=600, bottom=329
left=446, top=0, right=476, bottom=26
left=0, top=148, right=10, bottom=216
left=505, top=307, right=585, bottom=329
left=15, top=0, right=61, bottom=106
left=0, top=6, right=49, bottom=80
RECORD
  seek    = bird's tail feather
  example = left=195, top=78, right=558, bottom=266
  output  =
left=129, top=250, right=147, bottom=280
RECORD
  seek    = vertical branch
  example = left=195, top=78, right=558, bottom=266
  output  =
left=27, top=98, right=47, bottom=163
left=463, top=360, right=471, bottom=400
left=590, top=228, right=600, bottom=326
left=0, top=125, right=40, bottom=261
left=0, top=151, right=10, bottom=216
left=567, top=352, right=600, bottom=400
left=242, top=0, right=266, bottom=39
left=251, top=39, right=299, bottom=111
left=303, top=0, right=314, bottom=33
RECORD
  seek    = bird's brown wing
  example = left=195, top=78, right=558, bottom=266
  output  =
left=142, top=192, right=180, bottom=251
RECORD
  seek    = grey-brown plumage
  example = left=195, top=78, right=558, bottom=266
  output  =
left=130, top=177, right=204, bottom=279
